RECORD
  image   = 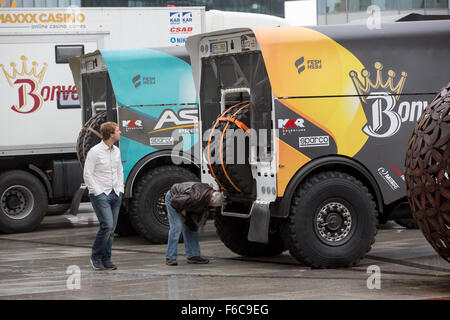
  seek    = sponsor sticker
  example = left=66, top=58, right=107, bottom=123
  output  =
left=169, top=12, right=180, bottom=25
left=182, top=11, right=192, bottom=23
left=378, top=167, right=400, bottom=190
left=170, top=37, right=186, bottom=44
left=278, top=118, right=306, bottom=136
left=170, top=26, right=193, bottom=34
left=122, top=120, right=143, bottom=132
left=150, top=137, right=175, bottom=146
left=299, top=135, right=329, bottom=148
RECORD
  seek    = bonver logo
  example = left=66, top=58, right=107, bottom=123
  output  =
left=1, top=56, right=78, bottom=114
left=350, top=62, right=428, bottom=138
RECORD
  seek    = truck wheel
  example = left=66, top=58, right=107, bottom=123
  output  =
left=114, top=202, right=137, bottom=236
left=129, top=166, right=199, bottom=243
left=0, top=170, right=48, bottom=233
left=215, top=214, right=286, bottom=257
left=281, top=171, right=377, bottom=268
left=76, top=111, right=106, bottom=167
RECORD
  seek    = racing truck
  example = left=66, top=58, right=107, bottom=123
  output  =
left=185, top=18, right=450, bottom=268
left=70, top=47, right=200, bottom=242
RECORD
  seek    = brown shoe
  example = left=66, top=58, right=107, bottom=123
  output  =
left=166, top=259, right=178, bottom=266
left=187, top=256, right=209, bottom=264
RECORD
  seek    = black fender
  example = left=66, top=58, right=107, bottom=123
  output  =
left=29, top=164, right=53, bottom=199
left=274, top=156, right=384, bottom=218
left=124, top=150, right=200, bottom=198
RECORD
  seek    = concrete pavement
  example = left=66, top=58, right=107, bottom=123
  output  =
left=0, top=203, right=449, bottom=300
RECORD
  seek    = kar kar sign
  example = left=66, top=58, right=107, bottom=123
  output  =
left=0, top=56, right=78, bottom=114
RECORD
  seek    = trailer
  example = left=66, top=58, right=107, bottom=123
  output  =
left=185, top=19, right=450, bottom=267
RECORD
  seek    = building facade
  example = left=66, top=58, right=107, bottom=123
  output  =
left=0, top=0, right=285, bottom=17
left=3, top=0, right=450, bottom=23
left=317, top=0, right=450, bottom=24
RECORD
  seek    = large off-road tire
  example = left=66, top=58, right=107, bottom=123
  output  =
left=215, top=213, right=286, bottom=257
left=114, top=202, right=138, bottom=236
left=0, top=170, right=48, bottom=233
left=76, top=111, right=106, bottom=168
left=129, top=165, right=199, bottom=243
left=281, top=171, right=377, bottom=268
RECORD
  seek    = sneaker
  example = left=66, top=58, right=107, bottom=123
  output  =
left=187, top=256, right=209, bottom=264
left=90, top=258, right=105, bottom=271
left=166, top=259, right=178, bottom=266
left=103, top=260, right=117, bottom=270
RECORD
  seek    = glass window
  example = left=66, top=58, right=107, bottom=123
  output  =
left=46, top=0, right=58, bottom=6
left=59, top=0, right=71, bottom=6
left=318, top=0, right=326, bottom=14
left=34, top=0, right=47, bottom=7
left=22, top=0, right=33, bottom=7
left=372, top=0, right=398, bottom=10
left=348, top=0, right=370, bottom=11
left=400, top=0, right=425, bottom=9
left=426, top=0, right=448, bottom=8
left=327, top=0, right=347, bottom=13
left=326, top=0, right=347, bottom=24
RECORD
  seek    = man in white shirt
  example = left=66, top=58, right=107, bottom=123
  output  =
left=83, top=121, right=124, bottom=271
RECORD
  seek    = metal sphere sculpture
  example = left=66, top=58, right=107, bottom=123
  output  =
left=404, top=82, right=450, bottom=263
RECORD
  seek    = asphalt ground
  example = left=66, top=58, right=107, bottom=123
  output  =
left=0, top=203, right=449, bottom=301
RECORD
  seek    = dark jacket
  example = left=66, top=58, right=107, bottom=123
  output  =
left=169, top=182, right=215, bottom=215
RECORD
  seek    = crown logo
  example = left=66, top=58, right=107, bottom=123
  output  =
left=349, top=62, right=407, bottom=103
left=0, top=56, right=48, bottom=87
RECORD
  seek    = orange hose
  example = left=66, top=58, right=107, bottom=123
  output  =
left=219, top=104, right=250, bottom=192
left=207, top=102, right=248, bottom=190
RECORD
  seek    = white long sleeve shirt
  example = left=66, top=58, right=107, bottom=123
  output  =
left=83, top=141, right=124, bottom=196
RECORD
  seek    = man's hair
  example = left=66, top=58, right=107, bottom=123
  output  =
left=100, top=122, right=118, bottom=141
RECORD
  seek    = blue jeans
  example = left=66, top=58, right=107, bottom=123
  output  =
left=90, top=192, right=122, bottom=262
left=165, top=191, right=201, bottom=260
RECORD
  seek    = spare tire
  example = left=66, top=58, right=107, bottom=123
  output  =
left=76, top=111, right=106, bottom=168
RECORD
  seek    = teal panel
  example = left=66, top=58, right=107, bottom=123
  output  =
left=125, top=104, right=196, bottom=121
left=101, top=48, right=196, bottom=106
left=119, top=136, right=158, bottom=181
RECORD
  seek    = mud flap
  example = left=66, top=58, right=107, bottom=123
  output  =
left=247, top=201, right=270, bottom=244
left=69, top=184, right=87, bottom=216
